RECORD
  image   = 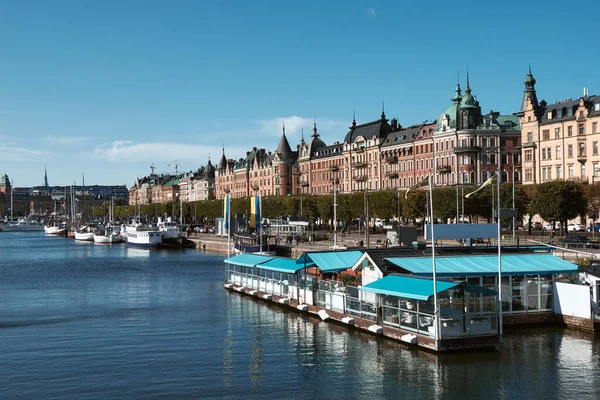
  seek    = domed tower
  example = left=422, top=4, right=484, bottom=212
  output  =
left=204, top=159, right=215, bottom=180
left=521, top=65, right=540, bottom=115
left=308, top=122, right=326, bottom=155
left=458, top=73, right=481, bottom=129
left=217, top=147, right=227, bottom=172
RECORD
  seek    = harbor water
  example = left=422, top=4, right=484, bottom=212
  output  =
left=1, top=232, right=600, bottom=399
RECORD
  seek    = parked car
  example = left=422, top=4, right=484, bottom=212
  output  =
left=568, top=223, right=586, bottom=232
left=588, top=223, right=600, bottom=232
left=542, top=223, right=554, bottom=232
left=561, top=235, right=589, bottom=247
left=527, top=222, right=542, bottom=230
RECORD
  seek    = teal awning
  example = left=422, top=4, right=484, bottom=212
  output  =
left=362, top=275, right=459, bottom=301
left=297, top=250, right=363, bottom=273
left=224, top=254, right=275, bottom=267
left=259, top=258, right=309, bottom=273
left=385, top=254, right=577, bottom=277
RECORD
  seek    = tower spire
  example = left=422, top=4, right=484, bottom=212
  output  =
left=44, top=164, right=49, bottom=188
left=352, top=110, right=356, bottom=128
left=465, top=72, right=471, bottom=95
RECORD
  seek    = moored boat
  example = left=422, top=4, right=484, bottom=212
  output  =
left=1, top=217, right=44, bottom=232
left=124, top=221, right=162, bottom=249
left=93, top=226, right=124, bottom=244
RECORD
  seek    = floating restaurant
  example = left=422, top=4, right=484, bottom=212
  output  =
left=223, top=245, right=587, bottom=352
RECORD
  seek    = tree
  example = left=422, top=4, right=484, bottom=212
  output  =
left=316, top=195, right=333, bottom=228
left=402, top=191, right=427, bottom=221
left=369, top=190, right=398, bottom=221
left=431, top=187, right=458, bottom=222
left=530, top=181, right=586, bottom=235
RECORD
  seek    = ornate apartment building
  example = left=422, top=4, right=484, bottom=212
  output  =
left=215, top=127, right=297, bottom=199
left=518, top=67, right=600, bottom=184
left=129, top=161, right=215, bottom=206
left=212, top=77, right=522, bottom=199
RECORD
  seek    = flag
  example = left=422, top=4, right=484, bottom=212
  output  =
left=223, top=196, right=230, bottom=228
left=465, top=174, right=497, bottom=199
left=250, top=196, right=261, bottom=230
left=404, top=176, right=429, bottom=199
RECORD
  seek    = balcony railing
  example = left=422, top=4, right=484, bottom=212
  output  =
left=436, top=165, right=451, bottom=173
left=354, top=162, right=367, bottom=168
left=385, top=156, right=398, bottom=163
left=453, top=146, right=482, bottom=153
left=354, top=175, right=367, bottom=182
left=385, top=171, right=398, bottom=178
left=330, top=166, right=339, bottom=172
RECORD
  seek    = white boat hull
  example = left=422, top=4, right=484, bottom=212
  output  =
left=125, top=231, right=163, bottom=248
left=44, top=226, right=67, bottom=235
left=94, top=233, right=124, bottom=244
left=74, top=231, right=95, bottom=241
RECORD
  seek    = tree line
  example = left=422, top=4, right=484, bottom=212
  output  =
left=102, top=181, right=599, bottom=234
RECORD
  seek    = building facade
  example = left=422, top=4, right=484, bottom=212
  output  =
left=518, top=67, right=600, bottom=185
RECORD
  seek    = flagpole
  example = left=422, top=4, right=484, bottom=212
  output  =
left=497, top=154, right=503, bottom=341
left=227, top=196, right=231, bottom=259
left=259, top=196, right=263, bottom=254
left=431, top=143, right=439, bottom=343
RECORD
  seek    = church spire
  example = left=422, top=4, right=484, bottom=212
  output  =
left=465, top=72, right=471, bottom=95
left=521, top=65, right=539, bottom=112
left=381, top=101, right=387, bottom=122
left=312, top=121, right=319, bottom=138
left=44, top=164, right=49, bottom=187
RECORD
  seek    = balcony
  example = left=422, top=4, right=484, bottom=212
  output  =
left=251, top=183, right=260, bottom=190
left=301, top=182, right=310, bottom=187
left=436, top=165, right=451, bottom=173
left=354, top=175, right=367, bottom=182
left=385, top=171, right=398, bottom=178
left=577, top=154, right=587, bottom=164
left=354, top=162, right=367, bottom=168
left=329, top=165, right=339, bottom=172
left=385, top=156, right=398, bottom=163
left=453, top=146, right=482, bottom=154
left=522, top=141, right=536, bottom=148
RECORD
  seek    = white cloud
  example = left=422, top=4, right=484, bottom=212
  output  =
left=45, top=135, right=92, bottom=145
left=367, top=8, right=377, bottom=16
left=92, top=141, right=247, bottom=167
left=259, top=116, right=345, bottom=138
left=0, top=144, right=47, bottom=162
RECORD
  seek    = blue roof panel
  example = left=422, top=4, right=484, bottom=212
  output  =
left=385, top=254, right=577, bottom=277
left=362, top=275, right=459, bottom=300
left=224, top=254, right=275, bottom=267
left=297, top=250, right=363, bottom=273
left=259, top=258, right=307, bottom=273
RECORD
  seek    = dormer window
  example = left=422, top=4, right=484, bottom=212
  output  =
left=595, top=103, right=600, bottom=111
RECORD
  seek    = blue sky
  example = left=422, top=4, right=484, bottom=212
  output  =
left=1, top=0, right=598, bottom=187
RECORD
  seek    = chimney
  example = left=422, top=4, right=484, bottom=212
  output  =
left=391, top=118, right=398, bottom=130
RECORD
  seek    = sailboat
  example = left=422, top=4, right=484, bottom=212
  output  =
left=94, top=197, right=124, bottom=244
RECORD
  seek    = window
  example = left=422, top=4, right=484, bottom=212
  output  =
left=541, top=148, right=546, bottom=160
left=568, top=126, right=573, bottom=137
left=555, top=127, right=560, bottom=139
left=568, top=144, right=573, bottom=158
left=542, top=168, right=547, bottom=180
left=579, top=123, right=585, bottom=135
left=594, top=122, right=598, bottom=134
left=594, top=142, right=599, bottom=155
left=579, top=142, right=586, bottom=157
left=542, top=130, right=550, bottom=140
left=557, top=166, right=562, bottom=179
left=556, top=146, right=561, bottom=159
left=547, top=148, right=551, bottom=160
left=525, top=168, right=533, bottom=181
left=490, top=138, right=496, bottom=148
left=548, top=167, right=552, bottom=180
left=595, top=163, right=600, bottom=177
left=580, top=111, right=585, bottom=118
left=482, top=138, right=487, bottom=148
left=525, top=149, right=533, bottom=162
left=582, top=164, right=587, bottom=177
left=527, top=132, right=533, bottom=143
left=569, top=164, right=574, bottom=178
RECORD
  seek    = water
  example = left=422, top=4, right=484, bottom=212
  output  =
left=1, top=233, right=600, bottom=399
